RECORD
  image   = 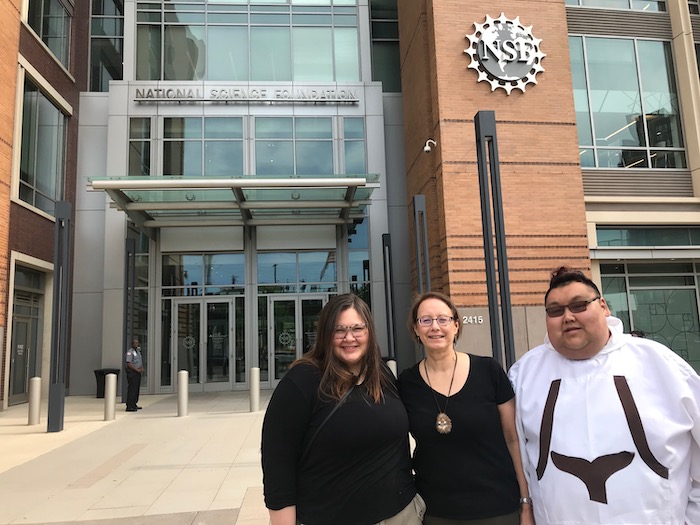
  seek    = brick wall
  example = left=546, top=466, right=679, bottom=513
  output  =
left=0, top=0, right=21, bottom=406
left=399, top=0, right=591, bottom=310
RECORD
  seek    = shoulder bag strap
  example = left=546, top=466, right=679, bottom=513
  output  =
left=300, top=383, right=355, bottom=463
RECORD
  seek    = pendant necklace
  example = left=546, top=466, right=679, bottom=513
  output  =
left=423, top=351, right=458, bottom=434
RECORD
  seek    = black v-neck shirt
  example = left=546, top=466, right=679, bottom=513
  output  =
left=398, top=354, right=519, bottom=520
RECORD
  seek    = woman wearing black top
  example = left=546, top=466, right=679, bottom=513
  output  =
left=398, top=291, right=534, bottom=525
left=262, top=294, right=423, bottom=525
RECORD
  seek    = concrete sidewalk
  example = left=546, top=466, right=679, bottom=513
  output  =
left=0, top=391, right=272, bottom=525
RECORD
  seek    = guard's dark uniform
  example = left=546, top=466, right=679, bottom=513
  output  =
left=125, top=344, right=143, bottom=411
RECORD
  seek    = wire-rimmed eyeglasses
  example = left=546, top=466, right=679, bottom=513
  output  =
left=416, top=316, right=454, bottom=327
left=545, top=297, right=600, bottom=318
left=333, top=324, right=368, bottom=339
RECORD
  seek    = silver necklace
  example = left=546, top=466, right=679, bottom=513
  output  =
left=423, top=351, right=458, bottom=434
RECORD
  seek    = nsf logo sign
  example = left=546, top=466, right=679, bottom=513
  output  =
left=464, top=13, right=546, bottom=94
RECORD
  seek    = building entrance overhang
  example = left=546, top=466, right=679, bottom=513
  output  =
left=90, top=174, right=379, bottom=231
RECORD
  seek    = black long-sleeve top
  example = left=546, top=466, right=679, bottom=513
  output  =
left=262, top=362, right=416, bottom=525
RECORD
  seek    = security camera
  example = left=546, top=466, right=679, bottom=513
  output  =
left=424, top=139, right=437, bottom=153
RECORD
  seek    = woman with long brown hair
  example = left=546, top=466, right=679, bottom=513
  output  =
left=262, top=293, right=422, bottom=525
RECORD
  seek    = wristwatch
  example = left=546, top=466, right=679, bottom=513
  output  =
left=519, top=497, right=533, bottom=505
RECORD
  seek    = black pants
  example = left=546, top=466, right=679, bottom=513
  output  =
left=126, top=369, right=141, bottom=409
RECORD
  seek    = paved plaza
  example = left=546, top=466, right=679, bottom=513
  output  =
left=0, top=391, right=272, bottom=525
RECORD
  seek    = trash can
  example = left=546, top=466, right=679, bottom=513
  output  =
left=94, top=368, right=120, bottom=398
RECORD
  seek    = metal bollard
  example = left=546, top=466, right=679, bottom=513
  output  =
left=178, top=370, right=189, bottom=417
left=104, top=373, right=117, bottom=421
left=250, top=367, right=260, bottom=412
left=386, top=360, right=397, bottom=378
left=28, top=377, right=41, bottom=425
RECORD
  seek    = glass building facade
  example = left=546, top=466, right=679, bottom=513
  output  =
left=69, top=0, right=398, bottom=396
left=7, top=0, right=694, bottom=403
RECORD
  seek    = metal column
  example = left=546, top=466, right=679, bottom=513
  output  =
left=48, top=202, right=73, bottom=433
left=412, top=195, right=431, bottom=293
left=121, top=238, right=136, bottom=403
left=382, top=234, right=396, bottom=360
left=475, top=111, right=516, bottom=369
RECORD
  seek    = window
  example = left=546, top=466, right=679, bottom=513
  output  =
left=19, top=78, right=67, bottom=216
left=344, top=117, right=366, bottom=173
left=129, top=226, right=150, bottom=386
left=601, top=263, right=700, bottom=371
left=90, top=0, right=124, bottom=91
left=136, top=2, right=360, bottom=82
left=129, top=118, right=151, bottom=176
left=145, top=116, right=362, bottom=178
left=348, top=218, right=370, bottom=305
left=597, top=227, right=700, bottom=246
left=163, top=117, right=243, bottom=176
left=257, top=252, right=337, bottom=294
left=162, top=253, right=245, bottom=297
left=570, top=36, right=685, bottom=169
left=689, top=1, right=699, bottom=15
left=27, top=0, right=71, bottom=67
left=255, top=117, right=333, bottom=175
left=370, top=0, right=401, bottom=92
left=565, top=0, right=666, bottom=11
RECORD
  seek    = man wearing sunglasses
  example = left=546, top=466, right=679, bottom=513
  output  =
left=508, top=266, right=700, bottom=525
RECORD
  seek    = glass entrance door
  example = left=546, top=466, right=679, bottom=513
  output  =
left=9, top=318, right=32, bottom=405
left=173, top=299, right=234, bottom=391
left=268, top=295, right=326, bottom=385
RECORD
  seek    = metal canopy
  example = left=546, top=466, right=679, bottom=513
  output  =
left=89, top=174, right=379, bottom=230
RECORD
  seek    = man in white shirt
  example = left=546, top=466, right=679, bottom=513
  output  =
left=509, top=266, right=700, bottom=525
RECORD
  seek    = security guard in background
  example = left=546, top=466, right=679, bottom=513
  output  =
left=125, top=338, right=144, bottom=412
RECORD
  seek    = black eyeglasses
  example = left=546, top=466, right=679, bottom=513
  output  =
left=416, top=316, right=454, bottom=327
left=545, top=297, right=600, bottom=318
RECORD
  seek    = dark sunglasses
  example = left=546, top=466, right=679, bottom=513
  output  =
left=545, top=297, right=600, bottom=318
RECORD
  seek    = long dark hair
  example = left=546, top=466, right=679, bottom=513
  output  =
left=294, top=294, right=392, bottom=403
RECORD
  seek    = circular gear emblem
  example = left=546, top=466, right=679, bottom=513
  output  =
left=464, top=13, right=546, bottom=94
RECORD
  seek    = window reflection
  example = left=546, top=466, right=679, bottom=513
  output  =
left=163, top=118, right=243, bottom=177
left=257, top=252, right=338, bottom=293
left=255, top=117, right=336, bottom=176
left=162, top=253, right=245, bottom=296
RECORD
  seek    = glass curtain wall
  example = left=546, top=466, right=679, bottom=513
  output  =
left=570, top=36, right=685, bottom=169
left=136, top=1, right=360, bottom=82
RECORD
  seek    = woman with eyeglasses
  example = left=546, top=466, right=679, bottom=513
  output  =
left=262, top=293, right=423, bottom=525
left=398, top=291, right=534, bottom=525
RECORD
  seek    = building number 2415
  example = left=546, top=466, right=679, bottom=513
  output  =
left=462, top=316, right=484, bottom=325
